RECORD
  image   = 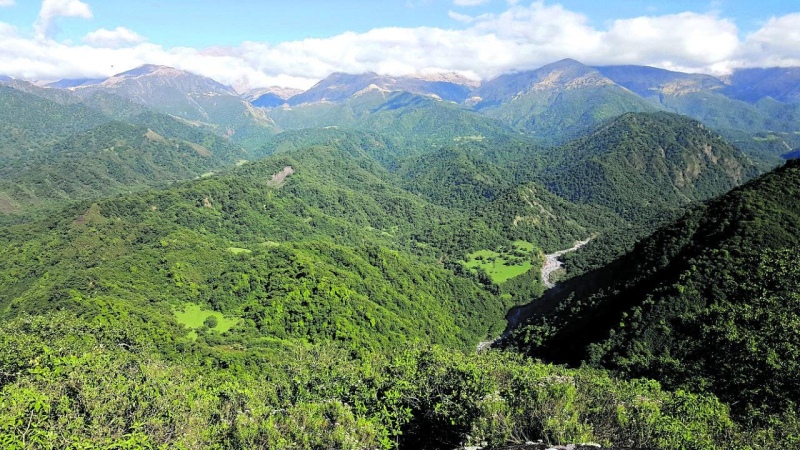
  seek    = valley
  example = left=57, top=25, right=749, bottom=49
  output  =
left=541, top=237, right=593, bottom=289
left=0, top=56, right=798, bottom=449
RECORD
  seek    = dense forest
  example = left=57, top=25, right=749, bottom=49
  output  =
left=507, top=159, right=800, bottom=430
left=1, top=64, right=798, bottom=449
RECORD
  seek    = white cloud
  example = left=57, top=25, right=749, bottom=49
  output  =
left=448, top=10, right=474, bottom=23
left=0, top=0, right=15, bottom=7
left=35, top=0, right=93, bottom=38
left=83, top=27, right=146, bottom=48
left=600, top=12, right=740, bottom=74
left=2, top=2, right=800, bottom=89
left=739, top=13, right=800, bottom=68
left=454, top=0, right=491, bottom=5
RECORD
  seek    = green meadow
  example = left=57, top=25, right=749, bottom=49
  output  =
left=463, top=240, right=536, bottom=284
left=174, top=302, right=238, bottom=338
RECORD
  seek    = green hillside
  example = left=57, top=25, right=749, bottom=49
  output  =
left=4, top=60, right=800, bottom=448
left=267, top=91, right=517, bottom=157
left=0, top=86, right=110, bottom=157
left=509, top=159, right=800, bottom=423
left=541, top=112, right=758, bottom=221
left=473, top=60, right=659, bottom=144
left=0, top=145, right=521, bottom=352
left=0, top=118, right=247, bottom=217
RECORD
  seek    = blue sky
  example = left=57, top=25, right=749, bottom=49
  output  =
left=2, top=0, right=792, bottom=46
left=1, top=1, right=799, bottom=89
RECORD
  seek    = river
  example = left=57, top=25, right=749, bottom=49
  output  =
left=477, top=236, right=593, bottom=353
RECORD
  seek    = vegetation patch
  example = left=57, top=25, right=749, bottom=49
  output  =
left=227, top=247, right=252, bottom=255
left=174, top=302, right=238, bottom=335
left=463, top=240, right=536, bottom=284
left=453, top=135, right=485, bottom=142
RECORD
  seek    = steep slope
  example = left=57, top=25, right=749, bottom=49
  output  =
left=268, top=91, right=516, bottom=158
left=594, top=65, right=724, bottom=99
left=0, top=85, right=111, bottom=157
left=482, top=183, right=623, bottom=253
left=509, top=159, right=800, bottom=420
left=0, top=119, right=247, bottom=215
left=0, top=83, right=260, bottom=217
left=723, top=67, right=800, bottom=104
left=540, top=112, right=757, bottom=221
left=71, top=65, right=277, bottom=147
left=472, top=59, right=658, bottom=143
left=286, top=72, right=474, bottom=105
left=595, top=64, right=800, bottom=166
left=0, top=145, right=515, bottom=352
left=255, top=127, right=404, bottom=167
left=397, top=146, right=510, bottom=209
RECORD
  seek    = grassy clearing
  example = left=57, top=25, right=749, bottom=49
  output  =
left=463, top=240, right=536, bottom=284
left=174, top=303, right=238, bottom=337
left=227, top=247, right=252, bottom=255
left=753, top=135, right=780, bottom=142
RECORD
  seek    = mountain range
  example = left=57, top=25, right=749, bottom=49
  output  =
left=0, top=57, right=799, bottom=448
left=7, top=58, right=799, bottom=165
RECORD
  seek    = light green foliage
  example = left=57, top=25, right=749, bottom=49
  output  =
left=0, top=315, right=775, bottom=450
left=0, top=144, right=518, bottom=351
left=0, top=80, right=793, bottom=448
left=463, top=241, right=537, bottom=284
left=174, top=302, right=236, bottom=333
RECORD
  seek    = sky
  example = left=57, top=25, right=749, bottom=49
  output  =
left=0, top=0, right=799, bottom=91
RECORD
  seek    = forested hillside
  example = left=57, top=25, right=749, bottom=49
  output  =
left=0, top=85, right=257, bottom=219
left=0, top=145, right=526, bottom=352
left=508, top=159, right=800, bottom=426
left=540, top=112, right=756, bottom=220
left=2, top=57, right=798, bottom=449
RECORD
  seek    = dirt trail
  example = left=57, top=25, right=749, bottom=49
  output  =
left=477, top=236, right=593, bottom=353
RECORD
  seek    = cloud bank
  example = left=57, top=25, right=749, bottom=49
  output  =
left=83, top=27, right=146, bottom=48
left=2, top=1, right=799, bottom=90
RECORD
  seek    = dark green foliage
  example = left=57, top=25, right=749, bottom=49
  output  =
left=266, top=91, right=517, bottom=157
left=0, top=86, right=109, bottom=157
left=3, top=64, right=797, bottom=447
left=0, top=144, right=521, bottom=351
left=539, top=112, right=758, bottom=221
left=255, top=127, right=403, bottom=167
left=397, top=146, right=510, bottom=208
left=203, top=315, right=219, bottom=328
left=510, top=159, right=800, bottom=423
left=481, top=182, right=623, bottom=253
left=0, top=85, right=260, bottom=220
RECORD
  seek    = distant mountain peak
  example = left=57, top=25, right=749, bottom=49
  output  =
left=91, top=64, right=237, bottom=96
left=287, top=71, right=473, bottom=105
left=404, top=72, right=481, bottom=88
left=546, top=58, right=587, bottom=68
left=115, top=64, right=184, bottom=78
left=241, top=86, right=302, bottom=101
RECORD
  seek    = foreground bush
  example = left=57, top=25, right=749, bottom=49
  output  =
left=0, top=314, right=794, bottom=449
